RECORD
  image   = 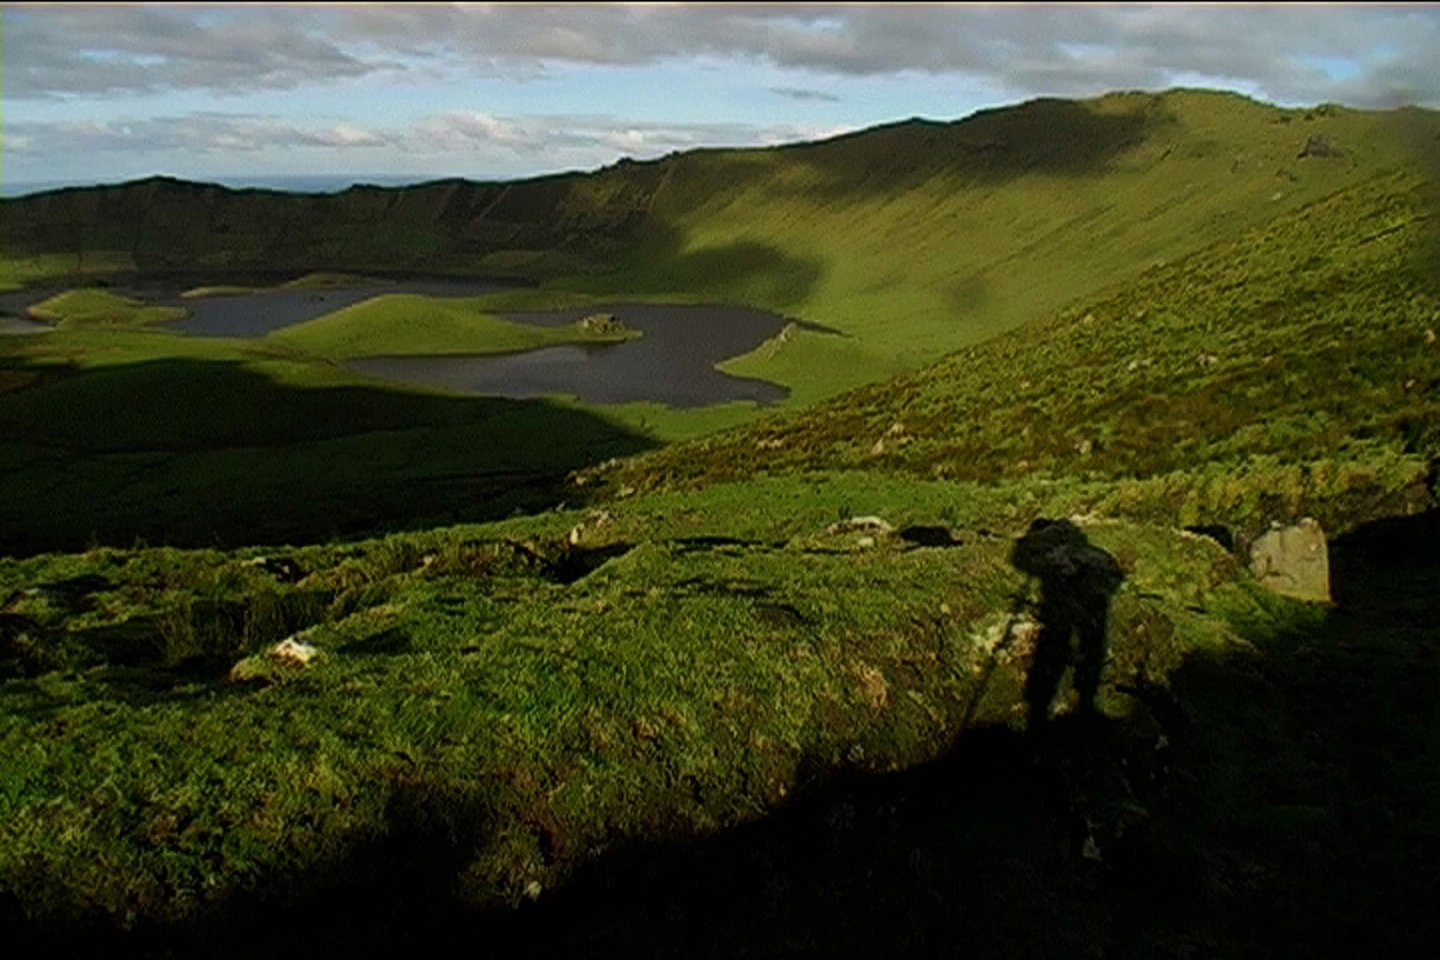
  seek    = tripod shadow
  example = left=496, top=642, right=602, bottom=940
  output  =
left=1011, top=519, right=1125, bottom=729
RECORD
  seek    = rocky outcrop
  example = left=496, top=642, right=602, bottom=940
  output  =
left=1248, top=518, right=1330, bottom=602
left=575, top=313, right=629, bottom=336
left=1297, top=134, right=1344, bottom=159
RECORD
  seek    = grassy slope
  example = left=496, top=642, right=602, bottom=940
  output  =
left=596, top=168, right=1440, bottom=537
left=268, top=293, right=639, bottom=359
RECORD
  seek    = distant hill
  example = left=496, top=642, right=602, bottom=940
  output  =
left=6, top=89, right=1436, bottom=403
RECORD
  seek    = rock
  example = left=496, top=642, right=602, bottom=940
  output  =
left=273, top=636, right=320, bottom=665
left=760, top=322, right=799, bottom=358
left=1248, top=518, right=1330, bottom=602
left=575, top=313, right=628, bottom=335
left=826, top=516, right=894, bottom=536
left=227, top=633, right=321, bottom=684
left=856, top=535, right=876, bottom=549
left=1297, top=134, right=1343, bottom=159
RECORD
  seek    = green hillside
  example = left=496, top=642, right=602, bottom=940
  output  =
left=3, top=89, right=1440, bottom=953
left=595, top=168, right=1440, bottom=537
left=6, top=90, right=1435, bottom=404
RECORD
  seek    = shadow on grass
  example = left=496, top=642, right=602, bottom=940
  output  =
left=9, top=510, right=1439, bottom=958
left=0, top=355, right=658, bottom=556
left=1011, top=519, right=1124, bottom=730
left=778, top=95, right=1179, bottom=201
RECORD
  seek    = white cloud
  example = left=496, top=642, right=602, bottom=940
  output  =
left=7, top=110, right=839, bottom=170
left=6, top=4, right=1439, bottom=108
left=4, top=113, right=398, bottom=155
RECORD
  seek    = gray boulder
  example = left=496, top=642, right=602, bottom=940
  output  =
left=1248, top=518, right=1330, bottom=602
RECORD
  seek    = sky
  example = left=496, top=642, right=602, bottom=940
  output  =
left=4, top=3, right=1439, bottom=192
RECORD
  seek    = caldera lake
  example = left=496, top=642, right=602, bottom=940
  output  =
left=349, top=304, right=796, bottom=408
left=0, top=282, right=806, bottom=407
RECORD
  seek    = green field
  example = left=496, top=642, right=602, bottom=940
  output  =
left=2, top=89, right=1440, bottom=954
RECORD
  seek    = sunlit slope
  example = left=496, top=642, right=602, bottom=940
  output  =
left=5, top=91, right=1434, bottom=401
left=593, top=167, right=1440, bottom=521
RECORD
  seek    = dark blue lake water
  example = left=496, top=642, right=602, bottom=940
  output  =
left=0, top=285, right=797, bottom=407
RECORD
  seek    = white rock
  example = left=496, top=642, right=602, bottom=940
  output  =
left=826, top=515, right=894, bottom=535
left=272, top=637, right=320, bottom=665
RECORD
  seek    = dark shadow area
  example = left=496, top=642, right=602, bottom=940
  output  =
left=1011, top=519, right=1124, bottom=729
left=1383, top=107, right=1440, bottom=292
left=6, top=510, right=1440, bottom=957
left=339, top=626, right=413, bottom=657
left=899, top=524, right=962, bottom=547
left=1183, top=523, right=1236, bottom=552
left=778, top=94, right=1179, bottom=200
left=550, top=543, right=635, bottom=584
left=0, top=355, right=657, bottom=557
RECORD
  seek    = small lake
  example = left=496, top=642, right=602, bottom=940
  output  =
left=0, top=316, right=50, bottom=335
left=0, top=283, right=803, bottom=408
left=349, top=304, right=793, bottom=408
left=149, top=280, right=523, bottom=338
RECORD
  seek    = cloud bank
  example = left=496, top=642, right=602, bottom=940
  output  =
left=7, top=4, right=1438, bottom=108
left=6, top=110, right=834, bottom=168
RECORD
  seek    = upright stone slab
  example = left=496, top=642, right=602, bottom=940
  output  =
left=1248, top=518, right=1331, bottom=602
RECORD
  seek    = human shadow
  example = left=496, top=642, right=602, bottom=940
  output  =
left=1010, top=518, right=1125, bottom=729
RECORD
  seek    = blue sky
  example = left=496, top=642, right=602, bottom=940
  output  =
left=4, top=3, right=1438, bottom=191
